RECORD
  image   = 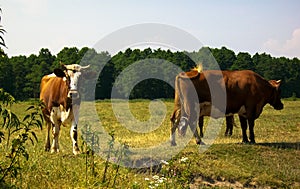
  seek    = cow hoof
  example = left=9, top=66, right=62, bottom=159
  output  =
left=225, top=133, right=232, bottom=137
left=242, top=139, right=250, bottom=144
left=45, top=147, right=50, bottom=152
left=73, top=150, right=81, bottom=155
left=249, top=140, right=256, bottom=144
left=171, top=141, right=177, bottom=146
left=51, top=148, right=59, bottom=153
left=73, top=151, right=80, bottom=155
left=196, top=140, right=202, bottom=145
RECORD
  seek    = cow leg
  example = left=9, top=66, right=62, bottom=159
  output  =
left=50, top=107, right=61, bottom=153
left=188, top=119, right=201, bottom=145
left=170, top=109, right=180, bottom=146
left=71, top=104, right=80, bottom=155
left=239, top=115, right=249, bottom=143
left=225, top=116, right=234, bottom=136
left=170, top=122, right=177, bottom=146
left=184, top=105, right=201, bottom=145
left=70, top=123, right=80, bottom=155
left=45, top=121, right=51, bottom=151
left=198, top=116, right=204, bottom=138
left=248, top=119, right=256, bottom=144
left=189, top=109, right=201, bottom=145
left=51, top=123, right=60, bottom=153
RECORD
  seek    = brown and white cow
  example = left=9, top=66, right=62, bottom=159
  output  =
left=40, top=64, right=90, bottom=155
left=170, top=67, right=283, bottom=146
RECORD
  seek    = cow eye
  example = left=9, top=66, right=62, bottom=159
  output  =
left=72, top=70, right=76, bottom=73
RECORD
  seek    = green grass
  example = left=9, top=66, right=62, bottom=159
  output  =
left=1, top=100, right=299, bottom=188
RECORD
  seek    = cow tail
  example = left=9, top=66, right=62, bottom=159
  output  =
left=176, top=75, right=187, bottom=120
left=171, top=75, right=181, bottom=122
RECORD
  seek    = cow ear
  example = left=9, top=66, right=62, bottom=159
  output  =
left=54, top=69, right=66, bottom=78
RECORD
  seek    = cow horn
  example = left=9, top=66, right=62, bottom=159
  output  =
left=80, top=65, right=90, bottom=70
left=276, top=80, right=281, bottom=83
left=64, top=64, right=75, bottom=70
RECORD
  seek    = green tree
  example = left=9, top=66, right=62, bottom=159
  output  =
left=79, top=48, right=112, bottom=100
left=188, top=47, right=219, bottom=70
left=9, top=56, right=28, bottom=99
left=231, top=52, right=255, bottom=70
left=0, top=54, right=14, bottom=94
left=211, top=46, right=236, bottom=70
left=253, top=53, right=273, bottom=78
left=54, top=47, right=80, bottom=67
left=24, top=49, right=55, bottom=98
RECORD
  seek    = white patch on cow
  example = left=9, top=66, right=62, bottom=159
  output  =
left=47, top=73, right=67, bottom=82
left=49, top=106, right=74, bottom=153
left=48, top=73, right=56, bottom=77
left=50, top=106, right=74, bottom=127
left=67, top=70, right=82, bottom=91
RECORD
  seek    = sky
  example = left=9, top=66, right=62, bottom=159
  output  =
left=1, top=0, right=300, bottom=58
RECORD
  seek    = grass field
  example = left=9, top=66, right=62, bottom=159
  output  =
left=1, top=100, right=300, bottom=188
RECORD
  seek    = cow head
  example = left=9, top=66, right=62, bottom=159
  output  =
left=177, top=116, right=189, bottom=136
left=54, top=64, right=90, bottom=100
left=170, top=108, right=189, bottom=136
left=268, top=80, right=284, bottom=110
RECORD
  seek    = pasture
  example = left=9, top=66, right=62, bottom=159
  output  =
left=1, top=100, right=299, bottom=188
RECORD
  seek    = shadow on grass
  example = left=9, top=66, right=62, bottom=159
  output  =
left=256, top=142, right=300, bottom=150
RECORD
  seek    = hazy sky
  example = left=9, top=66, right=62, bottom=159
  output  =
left=1, top=0, right=300, bottom=58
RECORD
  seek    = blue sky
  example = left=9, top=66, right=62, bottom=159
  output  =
left=1, top=0, right=300, bottom=58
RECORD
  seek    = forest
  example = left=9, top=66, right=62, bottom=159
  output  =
left=0, top=46, right=300, bottom=100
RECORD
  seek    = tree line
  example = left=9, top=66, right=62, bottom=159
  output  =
left=0, top=46, right=300, bottom=100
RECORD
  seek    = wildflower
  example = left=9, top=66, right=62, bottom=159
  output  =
left=180, top=157, right=188, bottom=163
left=145, top=177, right=150, bottom=181
left=152, top=175, right=159, bottom=180
left=160, top=160, right=169, bottom=165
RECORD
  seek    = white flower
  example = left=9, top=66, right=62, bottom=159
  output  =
left=180, top=157, right=188, bottom=163
left=160, top=160, right=169, bottom=165
left=152, top=175, right=159, bottom=180
left=145, top=177, right=150, bottom=181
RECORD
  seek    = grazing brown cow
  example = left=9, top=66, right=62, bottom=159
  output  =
left=170, top=67, right=283, bottom=146
left=40, top=64, right=90, bottom=155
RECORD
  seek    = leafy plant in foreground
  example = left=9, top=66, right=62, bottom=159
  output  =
left=0, top=88, right=43, bottom=187
left=81, top=124, right=101, bottom=187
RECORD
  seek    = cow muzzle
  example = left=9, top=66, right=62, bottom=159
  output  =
left=68, top=90, right=80, bottom=99
left=274, top=102, right=284, bottom=110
